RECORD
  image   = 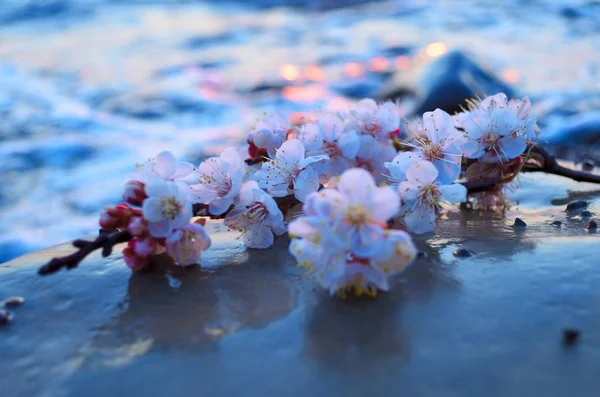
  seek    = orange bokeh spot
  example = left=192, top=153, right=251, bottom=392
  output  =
left=368, top=56, right=389, bottom=72
left=502, top=68, right=520, bottom=84
left=304, top=65, right=325, bottom=82
left=345, top=62, right=364, bottom=78
left=283, top=85, right=326, bottom=103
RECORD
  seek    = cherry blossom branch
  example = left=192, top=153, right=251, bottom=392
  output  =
left=523, top=145, right=600, bottom=184
left=38, top=230, right=132, bottom=275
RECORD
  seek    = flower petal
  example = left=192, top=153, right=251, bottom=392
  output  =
left=144, top=179, right=169, bottom=197
left=369, top=186, right=400, bottom=222
left=171, top=161, right=195, bottom=180
left=433, top=158, right=461, bottom=185
left=244, top=224, right=274, bottom=249
left=498, top=135, right=526, bottom=160
left=142, top=197, right=164, bottom=222
left=337, top=168, right=376, bottom=205
left=397, top=181, right=420, bottom=203
left=462, top=140, right=486, bottom=159
left=403, top=205, right=436, bottom=234
left=294, top=168, right=320, bottom=203
left=148, top=218, right=173, bottom=238
left=440, top=183, right=467, bottom=204
left=385, top=152, right=422, bottom=182
left=155, top=151, right=177, bottom=179
left=276, top=139, right=305, bottom=165
left=406, top=160, right=438, bottom=186
left=338, top=130, right=360, bottom=158
left=209, top=197, right=234, bottom=215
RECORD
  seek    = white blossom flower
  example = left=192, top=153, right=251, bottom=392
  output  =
left=398, top=160, right=467, bottom=234
left=142, top=180, right=193, bottom=238
left=189, top=147, right=245, bottom=215
left=288, top=171, right=417, bottom=296
left=254, top=139, right=328, bottom=202
left=248, top=111, right=291, bottom=158
left=296, top=168, right=400, bottom=258
left=353, top=135, right=396, bottom=183
left=461, top=107, right=528, bottom=163
left=298, top=114, right=360, bottom=180
left=403, top=109, right=464, bottom=184
left=347, top=99, right=400, bottom=142
left=224, top=181, right=286, bottom=249
left=132, top=151, right=194, bottom=183
left=457, top=94, right=538, bottom=162
left=166, top=224, right=211, bottom=266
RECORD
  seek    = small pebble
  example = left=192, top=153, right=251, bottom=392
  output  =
left=582, top=160, right=594, bottom=172
left=565, top=200, right=588, bottom=213
left=0, top=310, right=11, bottom=327
left=551, top=220, right=562, bottom=227
left=453, top=248, right=473, bottom=258
left=2, top=296, right=24, bottom=308
left=513, top=218, right=527, bottom=227
left=580, top=210, right=593, bottom=218
left=586, top=220, right=597, bottom=230
left=562, top=328, right=580, bottom=346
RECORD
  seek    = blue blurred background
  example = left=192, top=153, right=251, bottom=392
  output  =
left=1, top=0, right=599, bottom=262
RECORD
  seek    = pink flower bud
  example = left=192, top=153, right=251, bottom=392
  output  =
left=123, top=180, right=147, bottom=206
left=123, top=245, right=150, bottom=272
left=128, top=216, right=147, bottom=236
left=99, top=204, right=129, bottom=229
left=132, top=237, right=156, bottom=257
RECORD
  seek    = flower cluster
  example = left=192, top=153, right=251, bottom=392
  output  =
left=288, top=169, right=417, bottom=297
left=98, top=93, right=538, bottom=297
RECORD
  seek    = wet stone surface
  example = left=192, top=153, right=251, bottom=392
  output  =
left=2, top=211, right=600, bottom=396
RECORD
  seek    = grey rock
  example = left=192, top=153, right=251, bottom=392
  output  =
left=513, top=218, right=527, bottom=228
left=565, top=200, right=588, bottom=214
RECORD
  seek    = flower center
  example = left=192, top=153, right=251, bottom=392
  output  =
left=199, top=174, right=232, bottom=197
left=346, top=205, right=368, bottom=226
left=422, top=143, right=443, bottom=161
left=161, top=196, right=182, bottom=220
left=354, top=157, right=374, bottom=173
left=246, top=202, right=268, bottom=223
left=323, top=141, right=341, bottom=158
left=417, top=184, right=441, bottom=208
left=480, top=132, right=500, bottom=150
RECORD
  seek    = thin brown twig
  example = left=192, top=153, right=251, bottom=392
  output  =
left=38, top=230, right=132, bottom=275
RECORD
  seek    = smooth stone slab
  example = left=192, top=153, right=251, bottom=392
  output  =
left=2, top=211, right=600, bottom=397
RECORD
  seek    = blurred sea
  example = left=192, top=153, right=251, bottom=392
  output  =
left=1, top=0, right=600, bottom=262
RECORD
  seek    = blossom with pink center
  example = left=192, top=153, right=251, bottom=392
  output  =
left=166, top=224, right=211, bottom=266
left=347, top=99, right=400, bottom=142
left=247, top=112, right=291, bottom=158
left=461, top=108, right=528, bottom=163
left=224, top=181, right=286, bottom=249
left=131, top=151, right=194, bottom=183
left=290, top=229, right=417, bottom=296
left=142, top=180, right=192, bottom=238
left=457, top=94, right=538, bottom=163
left=254, top=139, right=328, bottom=202
left=288, top=169, right=416, bottom=296
left=353, top=135, right=396, bottom=184
left=402, top=109, right=464, bottom=184
left=189, top=147, right=245, bottom=215
left=398, top=161, right=467, bottom=234
left=298, top=114, right=360, bottom=180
